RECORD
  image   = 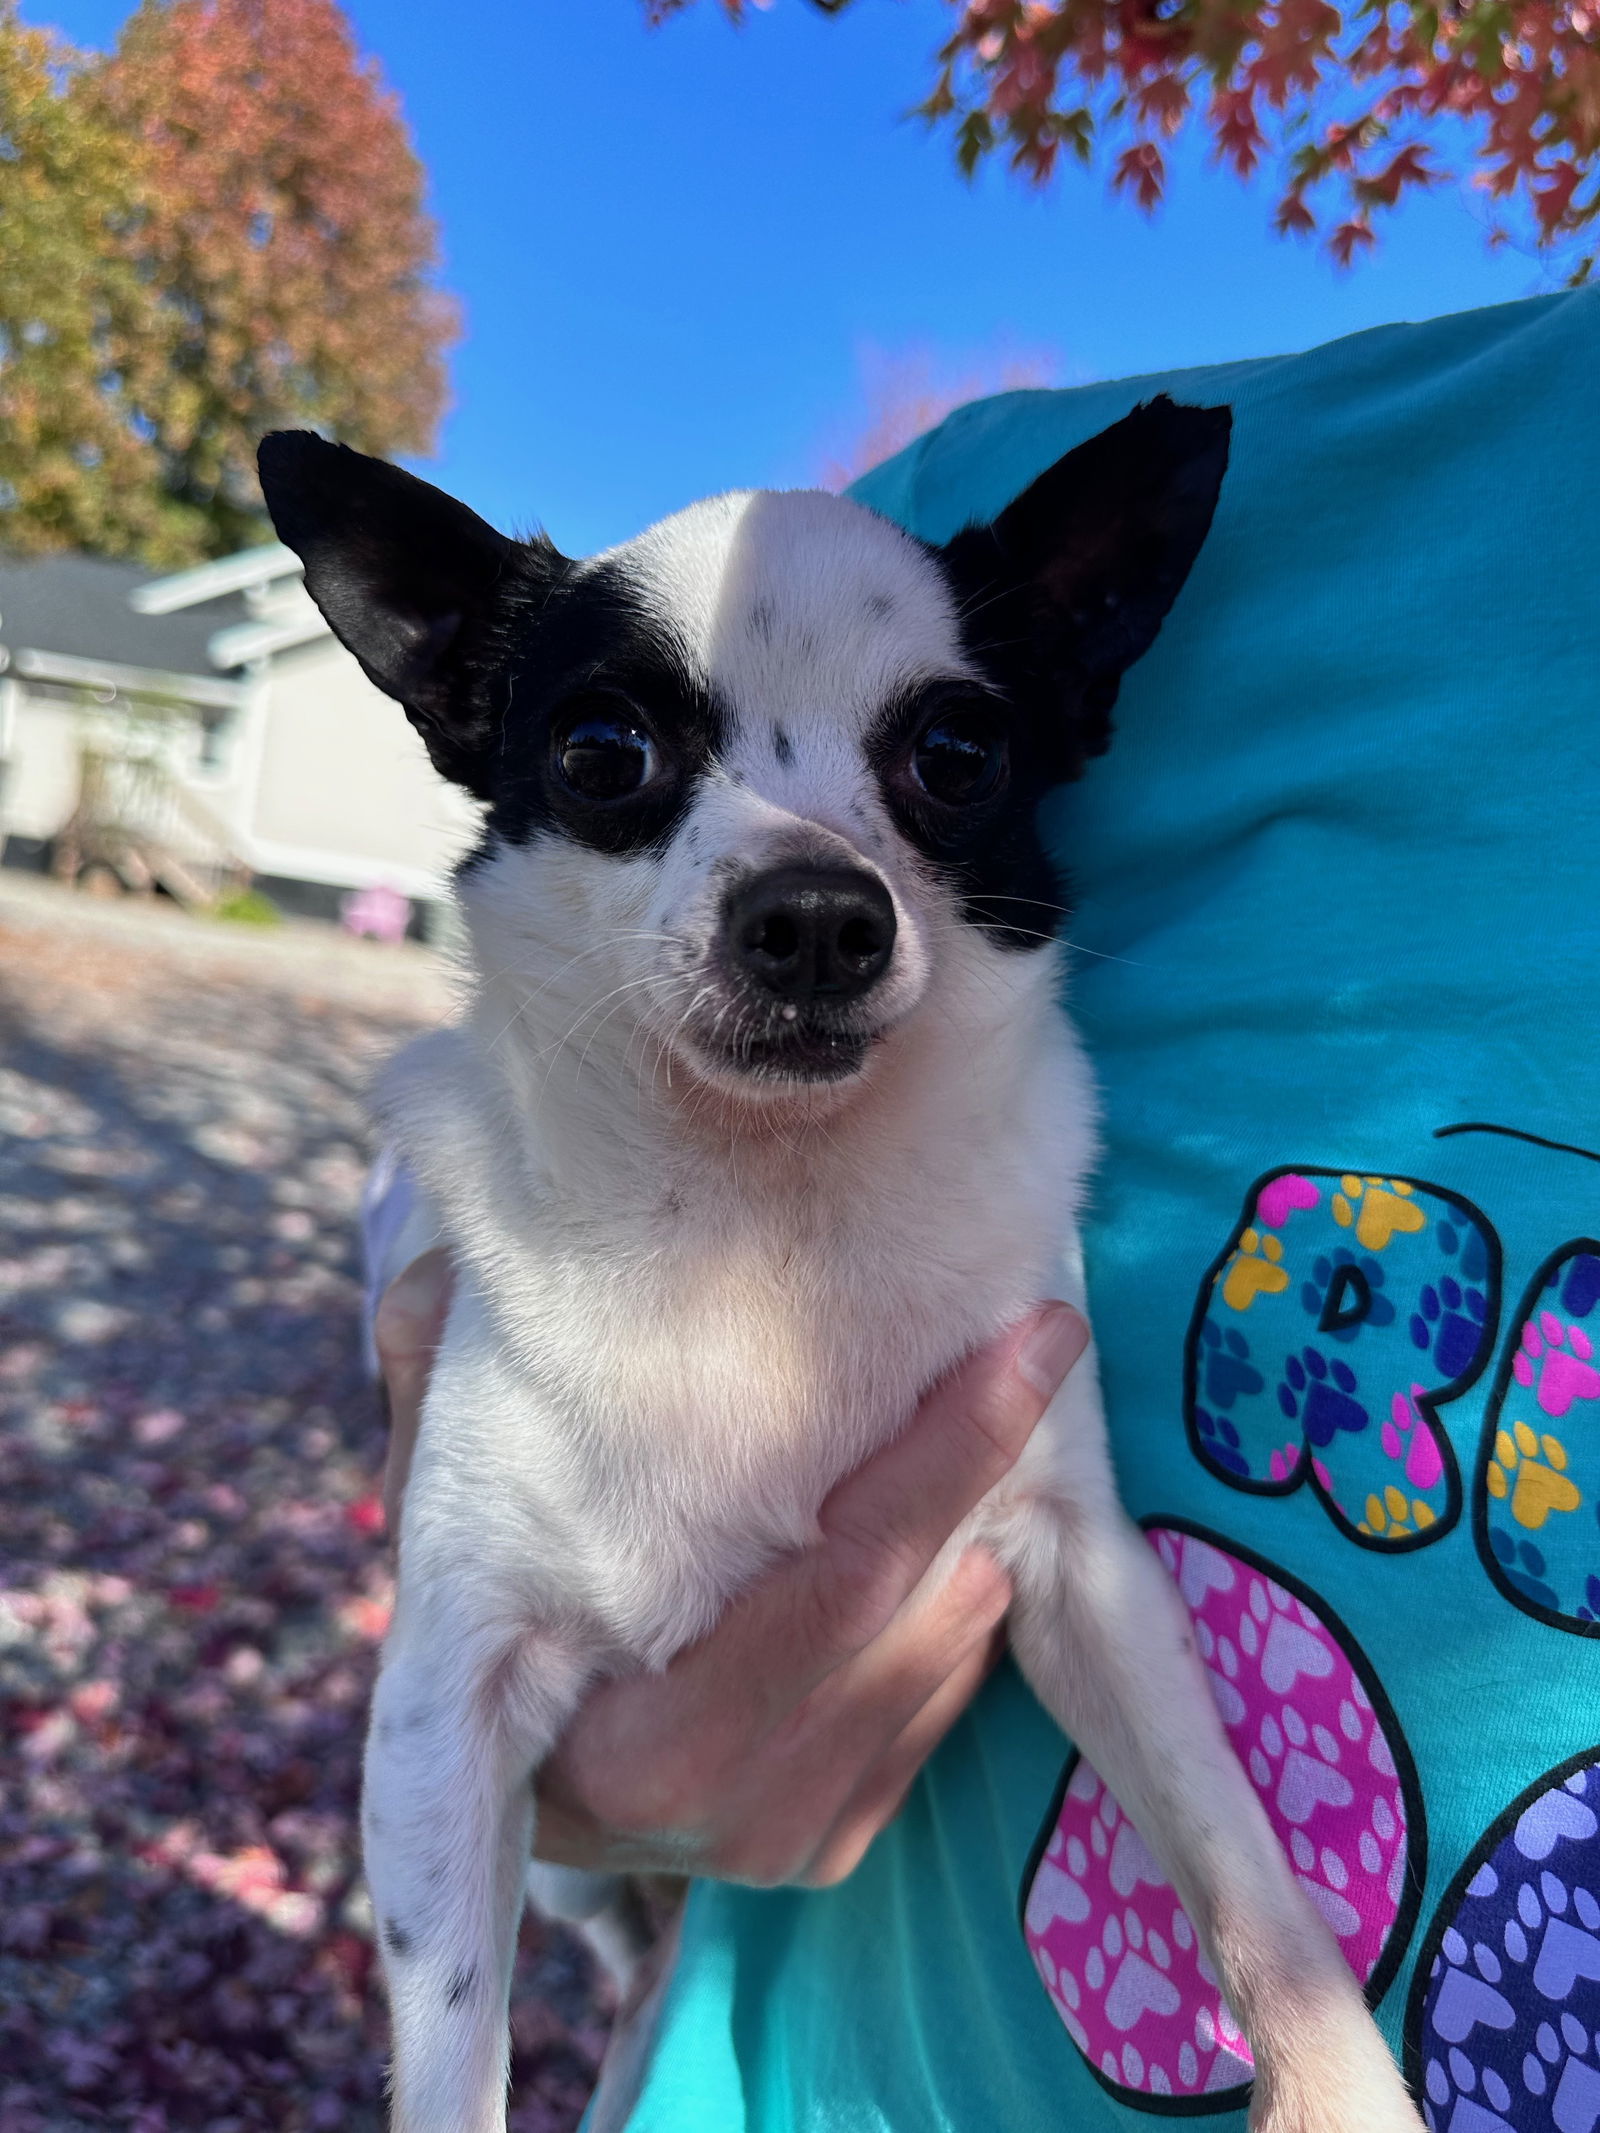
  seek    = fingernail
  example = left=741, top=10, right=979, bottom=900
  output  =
left=1017, top=1304, right=1089, bottom=1398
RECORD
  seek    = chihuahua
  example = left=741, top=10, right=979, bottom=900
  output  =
left=259, top=405, right=1421, bottom=2133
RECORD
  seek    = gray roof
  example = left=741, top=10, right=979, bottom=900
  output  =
left=0, top=553, right=250, bottom=678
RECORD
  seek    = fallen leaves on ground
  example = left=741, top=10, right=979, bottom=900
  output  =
left=0, top=914, right=609, bottom=2132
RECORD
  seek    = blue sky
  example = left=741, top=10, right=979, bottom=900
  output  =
left=33, top=0, right=1551, bottom=554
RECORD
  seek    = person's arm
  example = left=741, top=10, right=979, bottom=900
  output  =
left=373, top=1250, right=1086, bottom=1887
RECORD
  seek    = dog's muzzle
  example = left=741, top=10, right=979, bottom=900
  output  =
left=695, top=863, right=898, bottom=1083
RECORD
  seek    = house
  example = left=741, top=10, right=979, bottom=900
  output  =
left=0, top=543, right=476, bottom=930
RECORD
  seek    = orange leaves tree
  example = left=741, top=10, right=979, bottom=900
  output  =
left=652, top=0, right=1600, bottom=275
left=0, top=0, right=453, bottom=565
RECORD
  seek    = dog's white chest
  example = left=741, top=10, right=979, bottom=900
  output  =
left=392, top=1008, right=1091, bottom=1663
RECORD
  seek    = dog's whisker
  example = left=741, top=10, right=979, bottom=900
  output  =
left=535, top=973, right=675, bottom=1079
left=572, top=976, right=679, bottom=1084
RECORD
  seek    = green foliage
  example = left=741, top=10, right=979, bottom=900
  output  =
left=0, top=8, right=180, bottom=560
left=212, top=885, right=283, bottom=926
left=0, top=0, right=455, bottom=568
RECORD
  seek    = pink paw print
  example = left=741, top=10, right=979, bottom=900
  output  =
left=1255, top=1174, right=1321, bottom=1229
left=1380, top=1386, right=1445, bottom=1491
left=1022, top=1528, right=1416, bottom=2109
left=1514, top=1311, right=1600, bottom=1420
left=1267, top=1440, right=1302, bottom=1482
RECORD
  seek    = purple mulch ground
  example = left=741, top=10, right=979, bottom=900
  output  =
left=0, top=892, right=609, bottom=2132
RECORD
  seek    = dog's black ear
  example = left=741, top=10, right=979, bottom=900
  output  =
left=941, top=396, right=1231, bottom=765
left=257, top=432, right=565, bottom=793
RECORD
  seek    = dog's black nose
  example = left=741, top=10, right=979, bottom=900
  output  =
left=726, top=866, right=896, bottom=1003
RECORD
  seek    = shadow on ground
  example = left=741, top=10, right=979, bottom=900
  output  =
left=0, top=919, right=606, bottom=2133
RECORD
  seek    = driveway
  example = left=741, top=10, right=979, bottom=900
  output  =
left=0, top=880, right=604, bottom=2133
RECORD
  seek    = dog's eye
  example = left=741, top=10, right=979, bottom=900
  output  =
left=554, top=707, right=660, bottom=801
left=911, top=713, right=1008, bottom=808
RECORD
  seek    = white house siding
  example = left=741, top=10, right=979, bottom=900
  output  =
left=2, top=682, right=82, bottom=843
left=245, top=638, right=479, bottom=897
left=0, top=549, right=483, bottom=915
left=1, top=676, right=261, bottom=860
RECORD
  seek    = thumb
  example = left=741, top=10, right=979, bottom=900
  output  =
left=375, top=1247, right=454, bottom=1533
left=794, top=1302, right=1091, bottom=1676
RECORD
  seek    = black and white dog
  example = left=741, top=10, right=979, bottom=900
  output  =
left=259, top=409, right=1422, bottom=2133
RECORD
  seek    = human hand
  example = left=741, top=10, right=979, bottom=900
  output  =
left=374, top=1252, right=1087, bottom=1889
left=371, top=1246, right=454, bottom=1537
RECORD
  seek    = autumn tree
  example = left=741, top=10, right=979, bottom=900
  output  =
left=0, top=8, right=176, bottom=560
left=652, top=0, right=1600, bottom=275
left=0, top=0, right=453, bottom=565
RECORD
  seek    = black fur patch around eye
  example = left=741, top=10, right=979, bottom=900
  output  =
left=867, top=678, right=1072, bottom=954
left=459, top=559, right=726, bottom=869
left=898, top=398, right=1230, bottom=950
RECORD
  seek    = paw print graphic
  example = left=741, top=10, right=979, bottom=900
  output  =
left=1487, top=1525, right=1563, bottom=1613
left=1410, top=1270, right=1492, bottom=1384
left=1187, top=1170, right=1497, bottom=1548
left=1381, top=1386, right=1446, bottom=1495
left=1515, top=1311, right=1600, bottom=1420
left=1197, top=1319, right=1266, bottom=1410
left=1410, top=1756, right=1600, bottom=2133
left=1193, top=1407, right=1249, bottom=1478
left=1028, top=1528, right=1419, bottom=2114
left=1332, top=1175, right=1427, bottom=1253
left=1559, top=1252, right=1600, bottom=1318
left=1360, top=1483, right=1440, bottom=1542
left=1193, top=1324, right=1264, bottom=1478
left=1478, top=1241, right=1600, bottom=1630
left=1220, top=1227, right=1290, bottom=1312
left=1278, top=1345, right=1368, bottom=1449
left=1487, top=1420, right=1582, bottom=1531
left=1436, top=1215, right=1494, bottom=1286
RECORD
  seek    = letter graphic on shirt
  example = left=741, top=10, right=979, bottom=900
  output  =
left=1476, top=1242, right=1600, bottom=1633
left=1186, top=1169, right=1502, bottom=1550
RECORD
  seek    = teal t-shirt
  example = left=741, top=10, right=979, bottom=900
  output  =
left=624, top=289, right=1600, bottom=2132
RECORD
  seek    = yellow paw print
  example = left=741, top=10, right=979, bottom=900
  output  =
left=1487, top=1420, right=1582, bottom=1530
left=1332, top=1175, right=1427, bottom=1253
left=1220, top=1227, right=1290, bottom=1312
left=1359, top=1484, right=1439, bottom=1540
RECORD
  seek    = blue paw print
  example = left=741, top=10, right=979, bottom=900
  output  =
left=1192, top=1404, right=1249, bottom=1477
left=1197, top=1318, right=1265, bottom=1409
left=1575, top=1572, right=1600, bottom=1627
left=1194, top=1323, right=1262, bottom=1478
left=1409, top=1269, right=1489, bottom=1382
left=1488, top=1526, right=1562, bottom=1613
left=1299, top=1248, right=1396, bottom=1342
left=1437, top=1218, right=1492, bottom=1282
left=1415, top=1759, right=1600, bottom=2133
left=1278, top=1345, right=1370, bottom=1448
left=1560, top=1252, right=1600, bottom=1319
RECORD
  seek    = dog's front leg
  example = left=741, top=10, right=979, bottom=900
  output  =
left=994, top=1386, right=1421, bottom=2130
left=362, top=1614, right=589, bottom=2133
